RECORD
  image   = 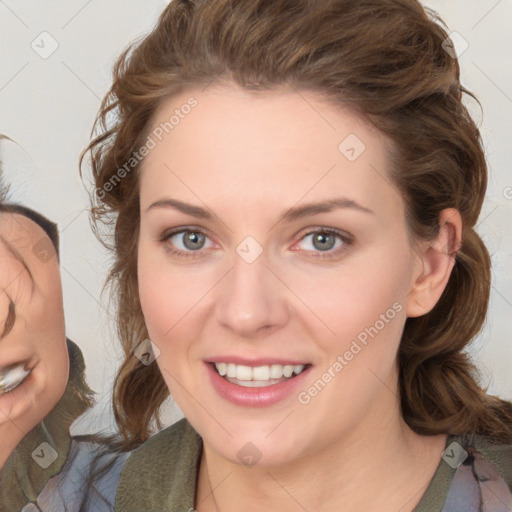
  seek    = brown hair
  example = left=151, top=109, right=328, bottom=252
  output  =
left=81, top=0, right=512, bottom=448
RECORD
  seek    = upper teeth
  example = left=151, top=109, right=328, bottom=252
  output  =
left=0, top=364, right=31, bottom=395
left=215, top=363, right=305, bottom=381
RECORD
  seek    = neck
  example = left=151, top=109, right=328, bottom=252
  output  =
left=196, top=378, right=448, bottom=512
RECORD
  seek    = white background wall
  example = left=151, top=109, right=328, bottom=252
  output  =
left=0, top=0, right=510, bottom=435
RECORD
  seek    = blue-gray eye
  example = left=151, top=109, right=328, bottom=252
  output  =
left=298, top=231, right=344, bottom=252
left=312, top=232, right=336, bottom=251
left=177, top=231, right=206, bottom=250
left=162, top=228, right=215, bottom=256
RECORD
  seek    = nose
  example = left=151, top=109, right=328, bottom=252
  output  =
left=214, top=252, right=290, bottom=338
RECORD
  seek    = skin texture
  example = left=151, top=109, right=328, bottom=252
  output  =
left=137, top=83, right=461, bottom=511
left=0, top=212, right=69, bottom=470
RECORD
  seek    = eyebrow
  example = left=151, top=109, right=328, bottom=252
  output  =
left=145, top=197, right=375, bottom=221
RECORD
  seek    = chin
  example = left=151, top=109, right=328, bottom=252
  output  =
left=201, top=421, right=307, bottom=468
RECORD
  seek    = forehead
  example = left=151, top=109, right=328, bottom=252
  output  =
left=0, top=212, right=57, bottom=268
left=139, top=84, right=401, bottom=218
left=0, top=212, right=46, bottom=242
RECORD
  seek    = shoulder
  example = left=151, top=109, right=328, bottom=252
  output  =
left=115, top=418, right=202, bottom=512
left=119, top=417, right=201, bottom=476
left=130, top=417, right=197, bottom=458
left=414, top=434, right=512, bottom=512
left=471, top=436, right=512, bottom=490
left=34, top=437, right=131, bottom=512
left=441, top=434, right=512, bottom=511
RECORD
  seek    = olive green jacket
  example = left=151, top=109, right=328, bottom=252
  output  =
left=115, top=418, right=512, bottom=511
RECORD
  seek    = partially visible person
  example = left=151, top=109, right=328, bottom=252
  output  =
left=0, top=169, right=129, bottom=510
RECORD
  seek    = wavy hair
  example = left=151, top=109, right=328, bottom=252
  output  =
left=81, top=0, right=512, bottom=448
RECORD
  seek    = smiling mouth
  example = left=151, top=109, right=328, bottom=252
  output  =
left=211, top=362, right=310, bottom=388
left=0, top=363, right=33, bottom=396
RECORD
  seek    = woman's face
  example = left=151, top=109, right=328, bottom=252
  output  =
left=0, top=212, right=68, bottom=444
left=137, top=84, right=428, bottom=466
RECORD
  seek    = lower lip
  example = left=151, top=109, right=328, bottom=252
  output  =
left=206, top=362, right=312, bottom=407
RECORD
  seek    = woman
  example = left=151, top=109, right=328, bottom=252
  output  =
left=82, top=0, right=512, bottom=510
left=0, top=173, right=128, bottom=511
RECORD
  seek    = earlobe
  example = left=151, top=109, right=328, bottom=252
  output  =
left=406, top=208, right=462, bottom=318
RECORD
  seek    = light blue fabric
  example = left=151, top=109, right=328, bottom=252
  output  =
left=441, top=445, right=512, bottom=512
left=20, top=439, right=130, bottom=512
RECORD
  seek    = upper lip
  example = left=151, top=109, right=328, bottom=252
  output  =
left=207, top=357, right=311, bottom=367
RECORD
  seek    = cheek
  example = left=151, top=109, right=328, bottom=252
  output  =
left=20, top=340, right=69, bottom=431
left=286, top=245, right=412, bottom=353
left=138, top=258, right=173, bottom=342
left=137, top=256, right=205, bottom=397
left=36, top=308, right=69, bottom=391
left=40, top=350, right=69, bottom=400
left=137, top=247, right=207, bottom=347
left=33, top=306, right=69, bottom=390
left=33, top=291, right=66, bottom=341
left=137, top=229, right=230, bottom=340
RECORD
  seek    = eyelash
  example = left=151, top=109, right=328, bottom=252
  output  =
left=158, top=226, right=353, bottom=260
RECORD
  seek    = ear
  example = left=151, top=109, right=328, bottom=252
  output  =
left=406, top=208, right=462, bottom=318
